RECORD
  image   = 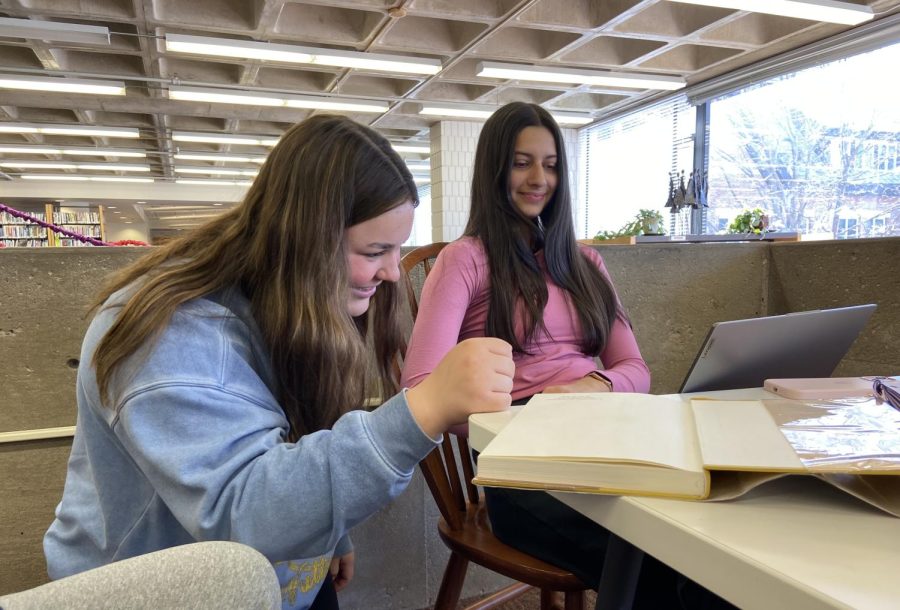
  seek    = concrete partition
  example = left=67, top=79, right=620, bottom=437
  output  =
left=1, top=237, right=898, bottom=604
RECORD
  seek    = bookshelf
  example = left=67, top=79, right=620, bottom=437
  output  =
left=0, top=203, right=106, bottom=247
left=48, top=204, right=106, bottom=247
left=0, top=207, right=50, bottom=247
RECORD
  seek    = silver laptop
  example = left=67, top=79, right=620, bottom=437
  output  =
left=679, top=304, right=877, bottom=393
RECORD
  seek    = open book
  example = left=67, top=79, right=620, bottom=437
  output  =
left=473, top=393, right=900, bottom=516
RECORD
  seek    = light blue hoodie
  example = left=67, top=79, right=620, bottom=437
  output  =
left=44, top=286, right=438, bottom=609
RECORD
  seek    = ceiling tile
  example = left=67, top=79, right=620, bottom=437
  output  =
left=475, top=26, right=582, bottom=60
left=378, top=15, right=488, bottom=54
left=0, top=44, right=44, bottom=68
left=414, top=81, right=494, bottom=101
left=340, top=74, right=421, bottom=97
left=560, top=35, right=669, bottom=66
left=615, top=2, right=736, bottom=37
left=154, top=0, right=261, bottom=30
left=517, top=0, right=645, bottom=29
left=638, top=43, right=744, bottom=71
left=273, top=4, right=386, bottom=46
left=701, top=13, right=815, bottom=46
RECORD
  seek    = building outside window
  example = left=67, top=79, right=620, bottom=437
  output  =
left=706, top=41, right=900, bottom=239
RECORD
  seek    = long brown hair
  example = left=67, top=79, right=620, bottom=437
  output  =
left=465, top=102, right=619, bottom=355
left=92, top=115, right=418, bottom=441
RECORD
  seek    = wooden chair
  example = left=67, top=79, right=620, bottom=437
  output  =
left=400, top=243, right=589, bottom=610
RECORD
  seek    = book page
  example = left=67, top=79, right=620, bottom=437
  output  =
left=480, top=393, right=703, bottom=473
left=692, top=400, right=804, bottom=472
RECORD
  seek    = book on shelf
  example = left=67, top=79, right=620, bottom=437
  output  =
left=473, top=393, right=900, bottom=517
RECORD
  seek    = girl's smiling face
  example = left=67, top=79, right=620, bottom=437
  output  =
left=343, top=200, right=414, bottom=317
left=508, top=126, right=558, bottom=219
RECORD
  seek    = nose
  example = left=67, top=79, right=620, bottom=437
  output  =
left=527, top=164, right=547, bottom=187
left=376, top=251, right=402, bottom=283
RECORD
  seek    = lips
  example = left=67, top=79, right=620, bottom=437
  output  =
left=351, top=285, right=378, bottom=298
left=519, top=192, right=546, bottom=202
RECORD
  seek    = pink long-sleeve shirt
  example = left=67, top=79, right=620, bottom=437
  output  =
left=401, top=237, right=651, bottom=400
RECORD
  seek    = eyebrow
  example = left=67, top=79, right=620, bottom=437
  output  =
left=366, top=242, right=397, bottom=249
left=514, top=151, right=557, bottom=159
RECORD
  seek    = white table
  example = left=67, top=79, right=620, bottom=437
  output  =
left=468, top=389, right=900, bottom=610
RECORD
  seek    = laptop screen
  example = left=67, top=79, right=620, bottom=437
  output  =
left=679, top=304, right=876, bottom=394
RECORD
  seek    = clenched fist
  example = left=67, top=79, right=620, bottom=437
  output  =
left=406, top=338, right=514, bottom=438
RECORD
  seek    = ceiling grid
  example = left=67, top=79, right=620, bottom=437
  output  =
left=0, top=0, right=895, bottom=228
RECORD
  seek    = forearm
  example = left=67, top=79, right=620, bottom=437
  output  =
left=116, top=387, right=437, bottom=562
left=599, top=317, right=651, bottom=393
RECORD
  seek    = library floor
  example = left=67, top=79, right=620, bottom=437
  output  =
left=456, top=587, right=598, bottom=609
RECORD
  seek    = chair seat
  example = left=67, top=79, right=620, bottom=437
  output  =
left=437, top=502, right=587, bottom=591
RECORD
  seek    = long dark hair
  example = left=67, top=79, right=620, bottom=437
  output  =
left=92, top=115, right=418, bottom=441
left=465, top=102, right=619, bottom=355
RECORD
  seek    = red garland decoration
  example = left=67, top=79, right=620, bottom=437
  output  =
left=109, top=239, right=150, bottom=246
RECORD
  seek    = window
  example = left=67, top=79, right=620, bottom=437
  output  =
left=578, top=96, right=696, bottom=239
left=406, top=184, right=432, bottom=246
left=706, top=42, right=900, bottom=239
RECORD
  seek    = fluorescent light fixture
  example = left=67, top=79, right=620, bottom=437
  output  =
left=0, top=74, right=126, bottom=95
left=146, top=205, right=224, bottom=211
left=156, top=213, right=229, bottom=220
left=174, top=153, right=266, bottom=164
left=156, top=215, right=224, bottom=224
left=0, top=123, right=139, bottom=138
left=419, top=104, right=592, bottom=127
left=549, top=111, right=594, bottom=127
left=175, top=179, right=253, bottom=186
left=405, top=161, right=430, bottom=172
left=666, top=0, right=874, bottom=25
left=0, top=145, right=145, bottom=157
left=392, top=144, right=430, bottom=154
left=169, top=86, right=283, bottom=107
left=172, top=131, right=279, bottom=146
left=420, top=105, right=493, bottom=120
left=165, top=33, right=441, bottom=75
left=413, top=177, right=430, bottom=184
left=1, top=161, right=76, bottom=169
left=77, top=164, right=150, bottom=172
left=20, top=175, right=154, bottom=183
left=0, top=161, right=149, bottom=171
left=477, top=61, right=685, bottom=90
left=169, top=85, right=388, bottom=113
left=0, top=17, right=111, bottom=45
left=175, top=167, right=258, bottom=176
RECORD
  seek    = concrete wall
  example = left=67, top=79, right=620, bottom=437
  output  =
left=1, top=237, right=898, bottom=604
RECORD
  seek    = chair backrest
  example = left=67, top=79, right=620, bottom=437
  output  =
left=401, top=241, right=447, bottom=320
left=399, top=243, right=478, bottom=532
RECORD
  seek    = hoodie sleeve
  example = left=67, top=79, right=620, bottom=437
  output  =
left=112, top=368, right=436, bottom=564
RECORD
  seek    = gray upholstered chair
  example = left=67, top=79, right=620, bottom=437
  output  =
left=0, top=541, right=280, bottom=610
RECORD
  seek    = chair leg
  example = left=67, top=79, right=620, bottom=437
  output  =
left=564, top=590, right=584, bottom=610
left=434, top=552, right=469, bottom=610
left=539, top=588, right=557, bottom=610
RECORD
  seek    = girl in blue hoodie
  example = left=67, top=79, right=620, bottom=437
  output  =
left=44, top=115, right=515, bottom=610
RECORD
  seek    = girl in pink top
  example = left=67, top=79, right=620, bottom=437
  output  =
left=401, top=107, right=650, bottom=402
left=401, top=103, right=731, bottom=608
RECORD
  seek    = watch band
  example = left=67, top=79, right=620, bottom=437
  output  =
left=588, top=371, right=613, bottom=391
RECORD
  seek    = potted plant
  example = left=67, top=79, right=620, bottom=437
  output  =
left=635, top=208, right=665, bottom=235
left=728, top=208, right=770, bottom=234
left=592, top=209, right=667, bottom=241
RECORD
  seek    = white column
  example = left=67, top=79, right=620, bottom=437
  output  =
left=429, top=121, right=580, bottom=243
left=430, top=120, right=481, bottom=242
